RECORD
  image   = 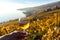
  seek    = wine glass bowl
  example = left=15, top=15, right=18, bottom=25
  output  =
left=19, top=20, right=30, bottom=32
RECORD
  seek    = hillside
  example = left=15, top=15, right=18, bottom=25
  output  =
left=0, top=8, right=60, bottom=40
left=18, top=1, right=60, bottom=17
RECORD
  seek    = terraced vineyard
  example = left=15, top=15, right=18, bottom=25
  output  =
left=0, top=9, right=60, bottom=40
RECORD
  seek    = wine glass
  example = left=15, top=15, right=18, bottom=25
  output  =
left=20, top=20, right=30, bottom=34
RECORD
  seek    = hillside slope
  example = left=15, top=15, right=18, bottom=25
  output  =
left=0, top=9, right=60, bottom=40
left=19, top=1, right=60, bottom=17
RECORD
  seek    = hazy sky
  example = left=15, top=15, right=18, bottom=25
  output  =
left=0, top=0, right=59, bottom=23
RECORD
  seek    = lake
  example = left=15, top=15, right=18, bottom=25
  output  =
left=0, top=11, right=26, bottom=23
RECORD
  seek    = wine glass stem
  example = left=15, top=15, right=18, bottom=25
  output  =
left=23, top=29, right=25, bottom=33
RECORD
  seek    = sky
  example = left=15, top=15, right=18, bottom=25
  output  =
left=0, top=0, right=60, bottom=23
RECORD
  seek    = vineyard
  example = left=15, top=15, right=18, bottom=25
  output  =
left=0, top=9, right=60, bottom=40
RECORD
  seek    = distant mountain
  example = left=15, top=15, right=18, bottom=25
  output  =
left=18, top=1, right=60, bottom=17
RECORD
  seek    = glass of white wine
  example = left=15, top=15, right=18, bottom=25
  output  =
left=20, top=20, right=30, bottom=35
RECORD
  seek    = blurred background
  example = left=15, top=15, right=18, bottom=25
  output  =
left=0, top=0, right=59, bottom=23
